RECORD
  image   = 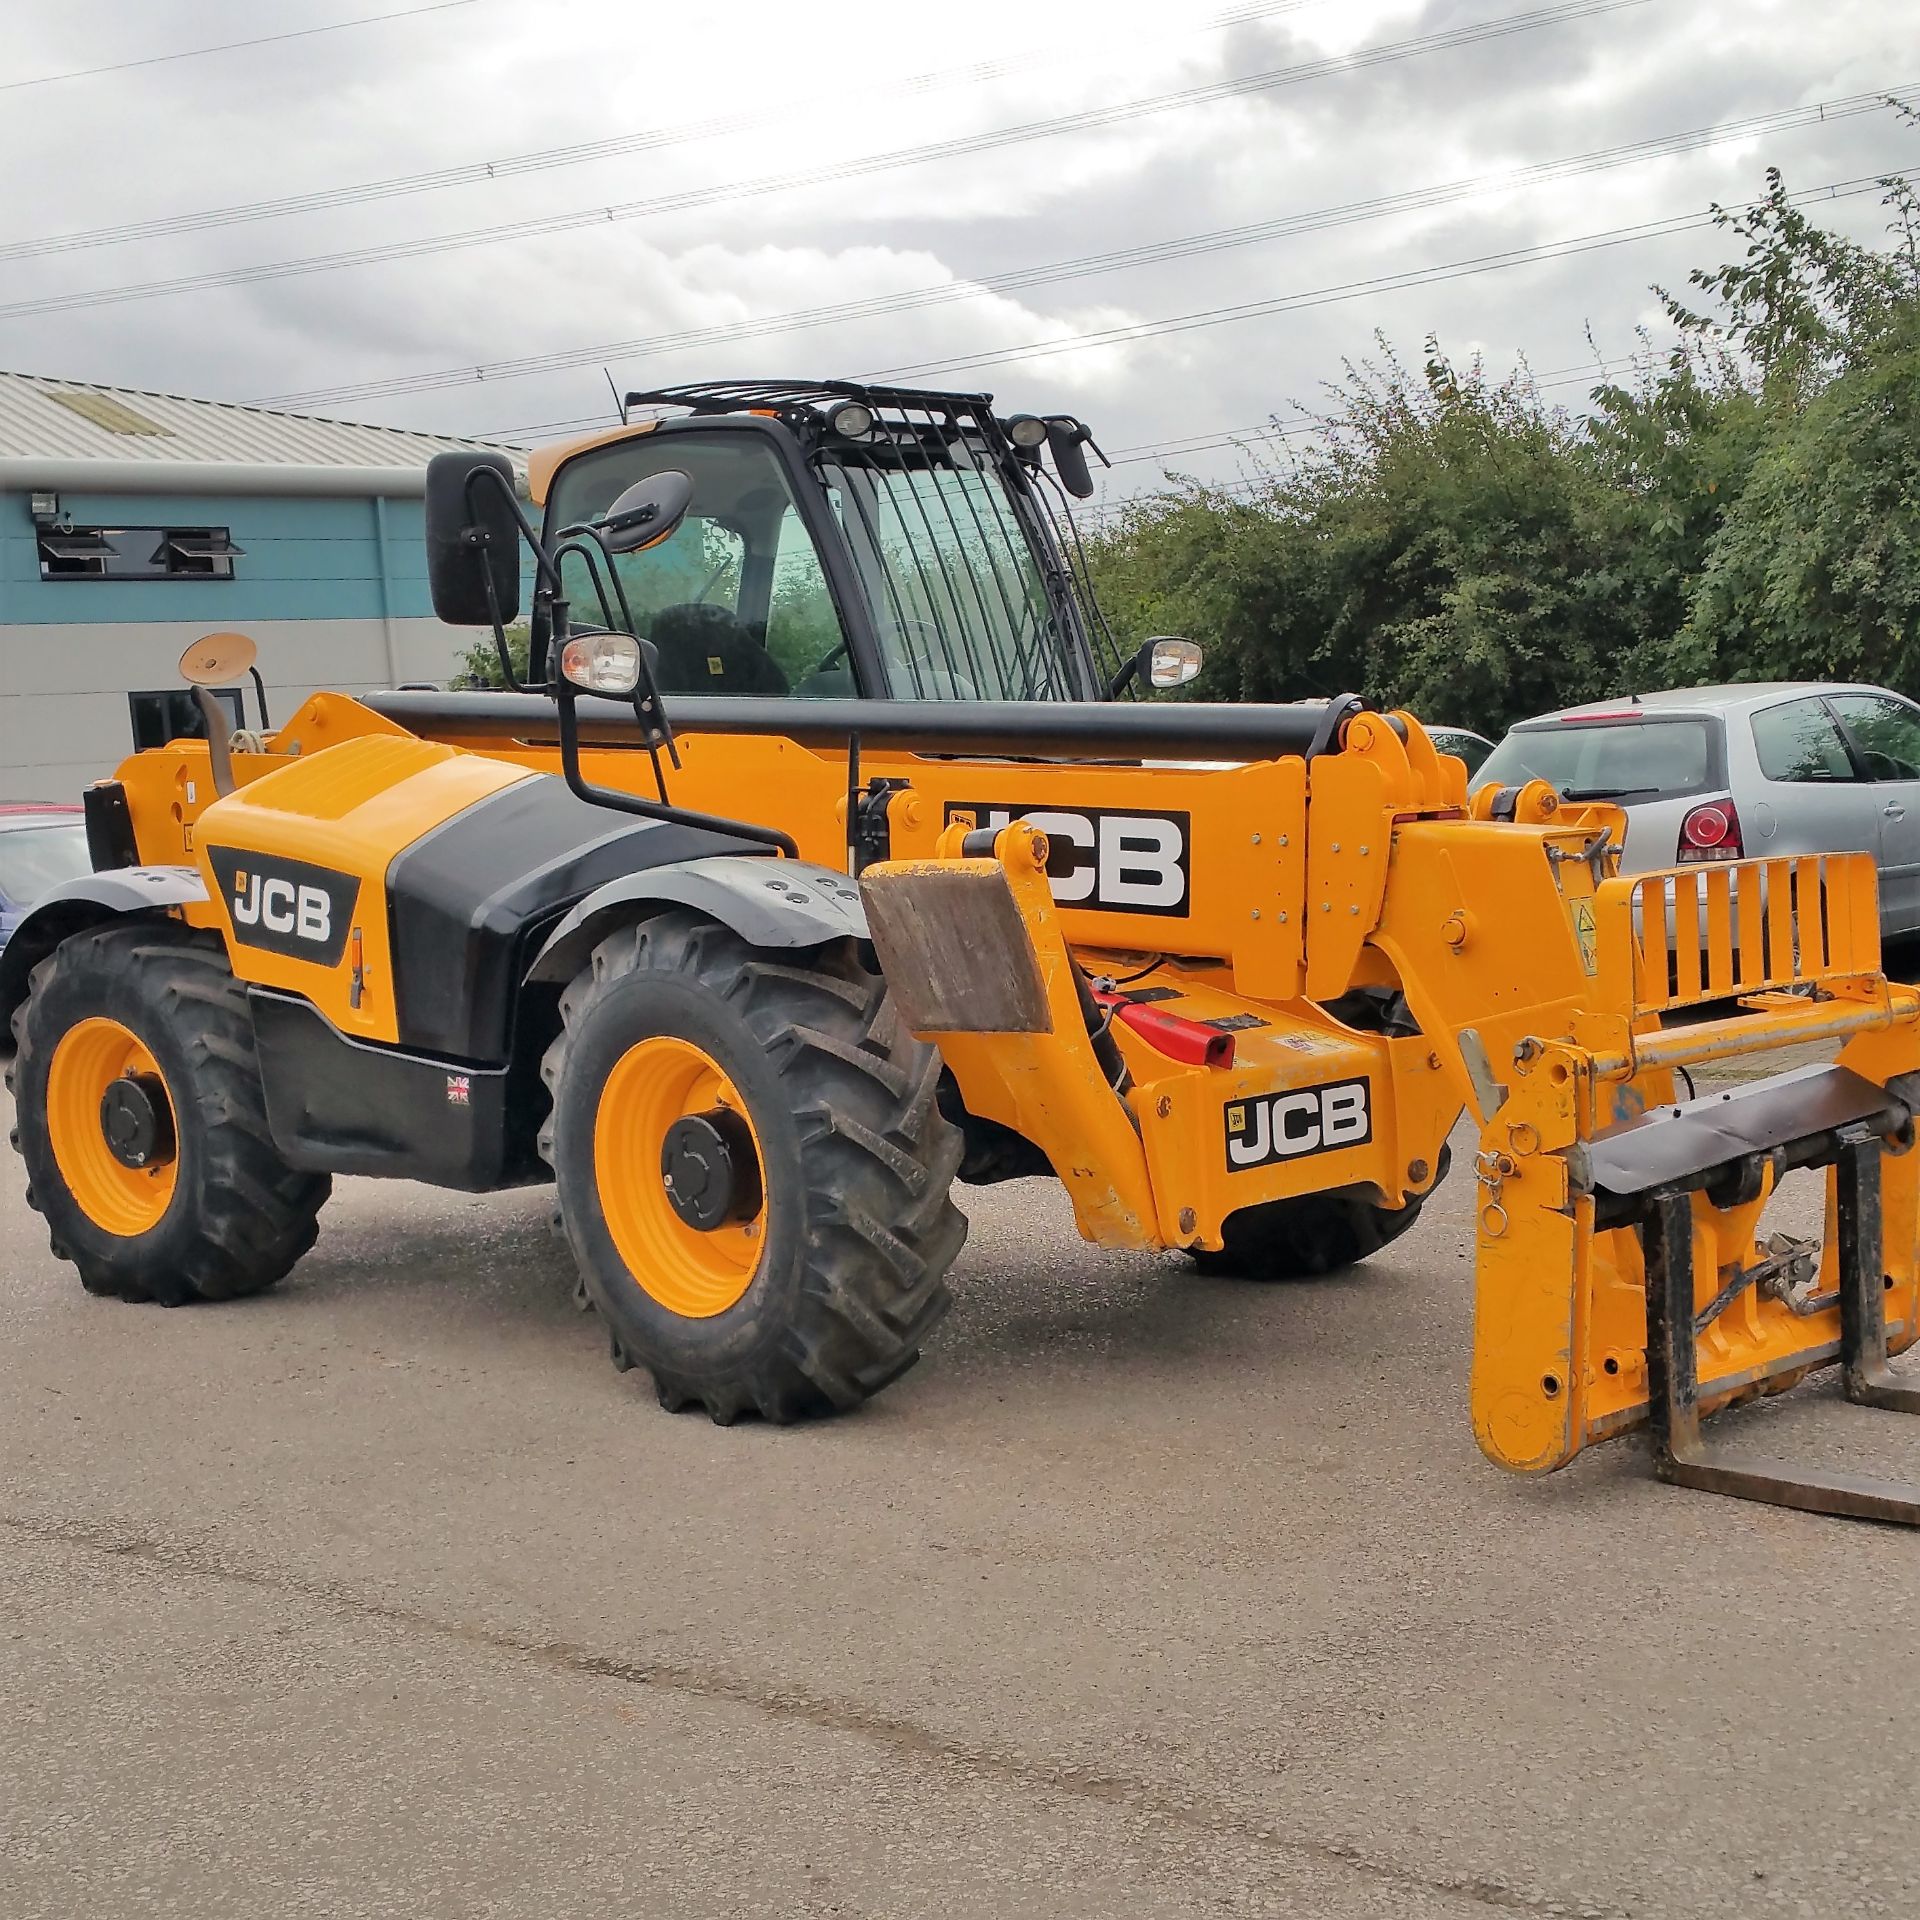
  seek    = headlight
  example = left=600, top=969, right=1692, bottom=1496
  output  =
left=560, top=631, right=642, bottom=697
left=827, top=402, right=876, bottom=439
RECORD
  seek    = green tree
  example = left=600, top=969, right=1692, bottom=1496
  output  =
left=1682, top=311, right=1920, bottom=685
left=1084, top=148, right=1920, bottom=724
left=1093, top=341, right=1642, bottom=731
left=1670, top=165, right=1920, bottom=684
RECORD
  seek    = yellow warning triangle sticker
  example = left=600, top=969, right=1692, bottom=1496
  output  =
left=1571, top=899, right=1599, bottom=975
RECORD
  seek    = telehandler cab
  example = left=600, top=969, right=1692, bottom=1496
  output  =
left=10, top=376, right=1920, bottom=1526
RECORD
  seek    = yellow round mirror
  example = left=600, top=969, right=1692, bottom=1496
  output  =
left=178, top=631, right=258, bottom=687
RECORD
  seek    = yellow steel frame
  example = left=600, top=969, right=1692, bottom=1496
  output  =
left=104, top=691, right=1920, bottom=1478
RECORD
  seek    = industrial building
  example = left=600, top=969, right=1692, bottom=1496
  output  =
left=0, top=371, right=519, bottom=802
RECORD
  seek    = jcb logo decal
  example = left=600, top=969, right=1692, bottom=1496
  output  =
left=206, top=848, right=357, bottom=967
left=1225, top=1079, right=1371, bottom=1171
left=944, top=803, right=1190, bottom=916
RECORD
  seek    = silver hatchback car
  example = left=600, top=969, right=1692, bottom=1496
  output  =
left=1474, top=684, right=1920, bottom=940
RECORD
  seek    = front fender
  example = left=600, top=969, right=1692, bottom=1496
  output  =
left=525, top=855, right=867, bottom=986
left=0, top=867, right=208, bottom=1036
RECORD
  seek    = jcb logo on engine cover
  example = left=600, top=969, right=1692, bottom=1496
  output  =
left=1225, top=1079, right=1372, bottom=1171
left=206, top=848, right=358, bottom=967
left=943, top=803, right=1190, bottom=916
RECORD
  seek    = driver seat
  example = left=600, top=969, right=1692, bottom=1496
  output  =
left=648, top=603, right=789, bottom=696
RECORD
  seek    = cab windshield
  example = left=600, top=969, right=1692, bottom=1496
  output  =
left=544, top=426, right=1092, bottom=701
left=818, top=434, right=1087, bottom=701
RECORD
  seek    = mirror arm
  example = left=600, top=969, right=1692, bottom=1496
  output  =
left=553, top=683, right=796, bottom=855
left=458, top=462, right=557, bottom=696
left=478, top=562, right=527, bottom=694
left=1106, top=654, right=1142, bottom=699
left=527, top=594, right=554, bottom=687
left=547, top=532, right=622, bottom=636
left=550, top=529, right=681, bottom=776
left=464, top=462, right=560, bottom=594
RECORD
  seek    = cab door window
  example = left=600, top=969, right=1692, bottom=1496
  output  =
left=546, top=433, right=847, bottom=698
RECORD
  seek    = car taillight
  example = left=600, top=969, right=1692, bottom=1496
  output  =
left=1677, top=799, right=1742, bottom=863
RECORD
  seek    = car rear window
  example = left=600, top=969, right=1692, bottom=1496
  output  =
left=1477, top=717, right=1720, bottom=801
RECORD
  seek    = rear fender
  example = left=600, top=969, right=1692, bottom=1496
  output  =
left=524, top=855, right=867, bottom=986
left=0, top=868, right=209, bottom=1039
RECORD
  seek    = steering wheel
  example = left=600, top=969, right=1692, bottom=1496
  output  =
left=882, top=621, right=979, bottom=700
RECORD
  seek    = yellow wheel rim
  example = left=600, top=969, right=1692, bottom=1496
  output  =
left=593, top=1035, right=767, bottom=1318
left=45, top=1017, right=179, bottom=1237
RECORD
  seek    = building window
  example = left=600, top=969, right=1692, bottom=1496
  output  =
left=37, top=526, right=243, bottom=582
left=128, top=687, right=244, bottom=752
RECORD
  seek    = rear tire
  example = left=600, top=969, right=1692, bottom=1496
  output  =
left=8, top=922, right=332, bottom=1304
left=1191, top=1148, right=1450, bottom=1280
left=540, top=910, right=966, bottom=1423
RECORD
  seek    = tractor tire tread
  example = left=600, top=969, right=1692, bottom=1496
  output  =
left=540, top=909, right=964, bottom=1424
left=8, top=922, right=330, bottom=1304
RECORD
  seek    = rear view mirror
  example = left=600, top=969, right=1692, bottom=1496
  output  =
left=425, top=450, right=523, bottom=626
left=178, top=630, right=258, bottom=687
left=1045, top=417, right=1096, bottom=499
left=595, top=471, right=694, bottom=555
left=1108, top=635, right=1204, bottom=698
left=1142, top=636, right=1203, bottom=690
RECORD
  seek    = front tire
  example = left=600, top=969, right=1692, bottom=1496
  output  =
left=8, top=922, right=332, bottom=1304
left=540, top=910, right=966, bottom=1423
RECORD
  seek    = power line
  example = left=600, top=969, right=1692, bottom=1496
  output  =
left=259, top=86, right=1901, bottom=410
left=0, top=0, right=488, bottom=95
left=467, top=168, right=1903, bottom=440
left=862, top=170, right=1907, bottom=385
left=0, top=0, right=1329, bottom=261
left=0, top=0, right=1654, bottom=322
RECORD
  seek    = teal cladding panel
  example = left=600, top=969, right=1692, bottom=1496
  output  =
left=0, top=489, right=437, bottom=625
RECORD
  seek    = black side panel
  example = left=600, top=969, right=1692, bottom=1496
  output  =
left=250, top=989, right=533, bottom=1190
left=84, top=782, right=139, bottom=870
left=386, top=774, right=765, bottom=1061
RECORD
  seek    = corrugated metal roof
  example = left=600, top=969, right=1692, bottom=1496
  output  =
left=0, top=369, right=519, bottom=467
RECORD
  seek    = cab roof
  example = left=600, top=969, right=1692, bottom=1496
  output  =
left=525, top=378, right=1007, bottom=505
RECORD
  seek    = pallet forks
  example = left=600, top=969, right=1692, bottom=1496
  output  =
left=1458, top=847, right=1920, bottom=1524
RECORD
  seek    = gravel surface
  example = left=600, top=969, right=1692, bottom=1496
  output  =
left=4, top=1111, right=1918, bottom=1918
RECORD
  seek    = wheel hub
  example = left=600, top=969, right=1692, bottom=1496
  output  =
left=660, top=1108, right=761, bottom=1231
left=99, top=1074, right=176, bottom=1171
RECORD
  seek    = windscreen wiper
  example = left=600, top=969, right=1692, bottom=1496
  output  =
left=1560, top=785, right=1663, bottom=801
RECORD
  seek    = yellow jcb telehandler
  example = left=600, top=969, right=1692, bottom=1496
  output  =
left=7, top=377, right=1920, bottom=1525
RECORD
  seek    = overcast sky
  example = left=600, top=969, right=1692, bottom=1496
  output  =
left=5, top=0, right=1914, bottom=511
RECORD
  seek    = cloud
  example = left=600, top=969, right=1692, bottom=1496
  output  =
left=1, top=0, right=1914, bottom=508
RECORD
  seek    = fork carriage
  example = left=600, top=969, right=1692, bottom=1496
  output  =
left=1463, top=849, right=1920, bottom=1521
